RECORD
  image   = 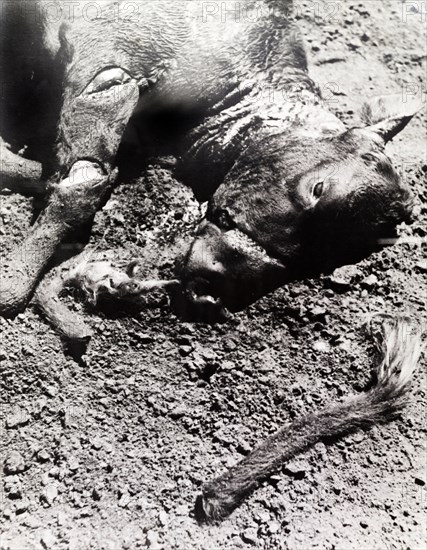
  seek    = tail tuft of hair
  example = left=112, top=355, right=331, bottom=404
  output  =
left=364, top=313, right=424, bottom=416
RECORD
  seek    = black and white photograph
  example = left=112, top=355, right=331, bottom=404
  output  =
left=0, top=1, right=426, bottom=548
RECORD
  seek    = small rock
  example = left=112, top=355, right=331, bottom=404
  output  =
left=68, top=458, right=79, bottom=472
left=268, top=521, right=280, bottom=534
left=169, top=405, right=187, bottom=419
left=6, top=410, right=30, bottom=429
left=4, top=451, right=26, bottom=474
left=360, top=520, right=368, bottom=529
left=222, top=360, right=235, bottom=371
left=40, top=529, right=56, bottom=549
left=146, top=529, right=161, bottom=549
left=37, top=449, right=51, bottom=463
left=283, top=459, right=309, bottom=479
left=135, top=333, right=153, bottom=344
left=43, top=385, right=58, bottom=398
left=90, top=437, right=103, bottom=450
left=312, top=340, right=330, bottom=353
left=255, top=511, right=270, bottom=523
left=347, top=42, right=360, bottom=51
left=15, top=497, right=30, bottom=514
left=310, top=306, right=327, bottom=321
left=158, top=510, right=168, bottom=526
left=352, top=432, right=365, bottom=444
left=175, top=335, right=192, bottom=346
left=414, top=477, right=425, bottom=487
left=414, top=261, right=427, bottom=273
left=23, top=515, right=42, bottom=529
left=328, top=265, right=361, bottom=291
left=237, top=439, right=252, bottom=455
left=118, top=493, right=131, bottom=508
left=200, top=347, right=217, bottom=362
left=44, top=484, right=58, bottom=505
left=224, top=339, right=237, bottom=351
left=361, top=274, right=378, bottom=289
left=57, top=510, right=67, bottom=525
left=4, top=475, right=22, bottom=498
left=241, top=528, right=259, bottom=545
left=3, top=508, right=13, bottom=519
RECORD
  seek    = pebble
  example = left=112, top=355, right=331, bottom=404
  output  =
left=241, top=528, right=259, bottom=545
left=4, top=475, right=22, bottom=498
left=351, top=432, right=365, bottom=444
left=414, top=477, right=425, bottom=486
left=361, top=274, right=378, bottom=289
left=4, top=451, right=26, bottom=474
left=43, top=384, right=58, bottom=397
left=310, top=306, right=327, bottom=320
left=3, top=508, right=13, bottom=519
left=44, top=484, right=58, bottom=505
left=6, top=411, right=30, bottom=429
left=57, top=510, right=67, bottom=525
left=255, top=511, right=270, bottom=523
left=268, top=521, right=280, bottom=534
left=118, top=493, right=131, bottom=508
left=37, top=449, right=51, bottom=463
left=15, top=497, right=30, bottom=514
left=23, top=516, right=42, bottom=529
left=312, top=340, right=330, bottom=353
left=283, top=459, right=309, bottom=478
left=136, top=333, right=154, bottom=344
left=237, top=438, right=252, bottom=454
left=328, top=265, right=361, bottom=291
left=169, top=405, right=188, bottom=419
left=68, top=458, right=80, bottom=471
left=40, top=529, right=56, bottom=549
left=90, top=437, right=103, bottom=450
left=415, top=261, right=427, bottom=273
left=158, top=510, right=168, bottom=526
left=146, top=529, right=161, bottom=549
left=222, top=360, right=236, bottom=371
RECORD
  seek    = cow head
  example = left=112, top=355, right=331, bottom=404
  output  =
left=178, top=95, right=422, bottom=317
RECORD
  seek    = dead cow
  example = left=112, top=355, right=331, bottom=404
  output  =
left=0, top=0, right=424, bottom=520
left=0, top=0, right=422, bottom=315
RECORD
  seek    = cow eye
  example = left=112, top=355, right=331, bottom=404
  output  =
left=83, top=67, right=133, bottom=95
left=215, top=209, right=235, bottom=231
left=313, top=181, right=324, bottom=199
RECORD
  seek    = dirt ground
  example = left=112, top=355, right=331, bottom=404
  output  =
left=1, top=1, right=426, bottom=549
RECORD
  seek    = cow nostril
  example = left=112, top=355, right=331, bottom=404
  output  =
left=186, top=276, right=217, bottom=299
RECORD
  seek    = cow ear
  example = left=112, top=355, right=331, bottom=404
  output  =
left=360, top=94, right=424, bottom=143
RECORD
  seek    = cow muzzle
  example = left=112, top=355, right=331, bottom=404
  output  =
left=175, top=220, right=288, bottom=320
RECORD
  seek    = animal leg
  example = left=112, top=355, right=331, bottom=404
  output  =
left=0, top=137, right=44, bottom=195
left=0, top=166, right=116, bottom=316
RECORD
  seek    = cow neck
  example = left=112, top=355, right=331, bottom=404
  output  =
left=185, top=74, right=345, bottom=167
